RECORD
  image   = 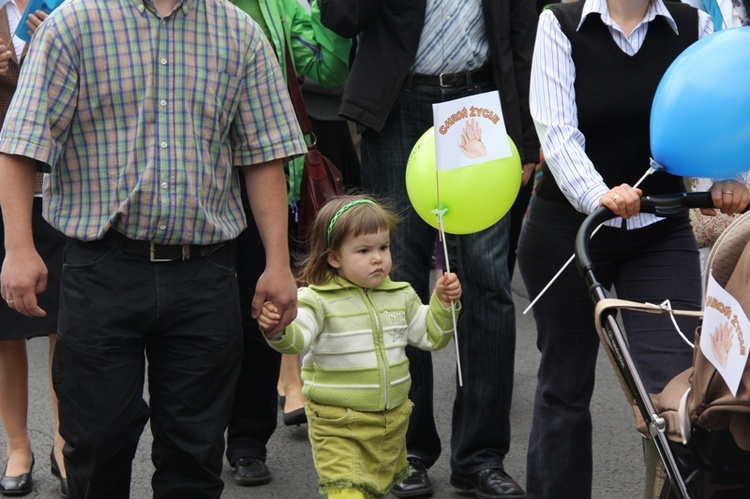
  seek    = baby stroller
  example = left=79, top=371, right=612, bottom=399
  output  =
left=574, top=192, right=750, bottom=499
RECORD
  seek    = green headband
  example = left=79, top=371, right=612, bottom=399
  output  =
left=327, top=199, right=377, bottom=247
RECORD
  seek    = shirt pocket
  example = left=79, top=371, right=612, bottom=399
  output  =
left=186, top=67, right=242, bottom=142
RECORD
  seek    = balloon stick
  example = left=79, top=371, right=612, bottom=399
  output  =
left=523, top=165, right=656, bottom=314
left=434, top=169, right=464, bottom=387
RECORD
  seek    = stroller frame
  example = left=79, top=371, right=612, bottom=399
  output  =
left=574, top=192, right=750, bottom=499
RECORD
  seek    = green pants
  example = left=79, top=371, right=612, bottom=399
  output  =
left=306, top=398, right=412, bottom=499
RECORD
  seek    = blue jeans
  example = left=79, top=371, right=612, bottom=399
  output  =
left=518, top=197, right=700, bottom=499
left=54, top=237, right=243, bottom=499
left=360, top=80, right=516, bottom=474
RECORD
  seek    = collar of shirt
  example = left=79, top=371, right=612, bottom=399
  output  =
left=579, top=0, right=679, bottom=35
left=133, top=0, right=192, bottom=18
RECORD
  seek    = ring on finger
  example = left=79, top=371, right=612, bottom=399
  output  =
left=612, top=194, right=621, bottom=201
left=723, top=191, right=734, bottom=195
left=6, top=299, right=14, bottom=305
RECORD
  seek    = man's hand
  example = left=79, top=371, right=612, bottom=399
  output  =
left=521, top=162, right=536, bottom=186
left=251, top=265, right=297, bottom=337
left=1, top=248, right=48, bottom=317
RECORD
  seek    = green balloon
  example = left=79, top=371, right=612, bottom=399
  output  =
left=406, top=126, right=521, bottom=234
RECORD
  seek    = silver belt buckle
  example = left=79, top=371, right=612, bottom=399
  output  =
left=438, top=72, right=451, bottom=88
left=149, top=242, right=190, bottom=262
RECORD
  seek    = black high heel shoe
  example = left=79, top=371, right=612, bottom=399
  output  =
left=283, top=407, right=307, bottom=426
left=50, top=449, right=68, bottom=498
left=0, top=453, right=34, bottom=497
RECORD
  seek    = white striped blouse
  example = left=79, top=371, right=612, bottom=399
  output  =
left=530, top=0, right=714, bottom=228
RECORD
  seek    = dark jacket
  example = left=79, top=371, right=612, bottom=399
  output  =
left=319, top=0, right=540, bottom=164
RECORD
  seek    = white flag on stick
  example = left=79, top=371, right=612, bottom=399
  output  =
left=432, top=90, right=510, bottom=171
left=702, top=271, right=750, bottom=397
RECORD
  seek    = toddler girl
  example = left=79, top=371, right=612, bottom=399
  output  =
left=258, top=194, right=462, bottom=499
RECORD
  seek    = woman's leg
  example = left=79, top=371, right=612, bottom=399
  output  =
left=279, top=353, right=305, bottom=414
left=0, top=339, right=33, bottom=476
left=48, top=334, right=66, bottom=479
left=518, top=198, right=611, bottom=499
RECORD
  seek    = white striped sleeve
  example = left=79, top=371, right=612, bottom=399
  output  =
left=697, top=9, right=714, bottom=38
left=530, top=9, right=610, bottom=216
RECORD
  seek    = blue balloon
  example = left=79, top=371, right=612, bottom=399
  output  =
left=650, top=27, right=750, bottom=178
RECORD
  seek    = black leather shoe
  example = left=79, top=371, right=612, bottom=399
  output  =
left=392, top=457, right=433, bottom=498
left=233, top=457, right=271, bottom=486
left=0, top=454, right=34, bottom=497
left=450, top=468, right=526, bottom=498
left=283, top=407, right=306, bottom=426
left=50, top=448, right=68, bottom=498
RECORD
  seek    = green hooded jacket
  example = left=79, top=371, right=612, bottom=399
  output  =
left=266, top=277, right=460, bottom=412
left=231, top=0, right=351, bottom=203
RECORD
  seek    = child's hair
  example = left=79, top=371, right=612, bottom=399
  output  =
left=297, top=194, right=398, bottom=286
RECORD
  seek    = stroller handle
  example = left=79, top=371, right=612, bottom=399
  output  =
left=573, top=191, right=716, bottom=499
left=575, top=192, right=714, bottom=279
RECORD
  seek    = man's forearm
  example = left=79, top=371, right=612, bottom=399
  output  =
left=0, top=154, right=38, bottom=251
left=242, top=160, right=292, bottom=269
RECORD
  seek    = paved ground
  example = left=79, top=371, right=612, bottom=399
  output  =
left=5, top=270, right=645, bottom=498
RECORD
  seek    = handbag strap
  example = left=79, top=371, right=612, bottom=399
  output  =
left=284, top=44, right=314, bottom=137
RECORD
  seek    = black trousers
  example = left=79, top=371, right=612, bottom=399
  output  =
left=54, top=238, right=243, bottom=499
left=225, top=116, right=358, bottom=465
left=225, top=209, right=281, bottom=465
left=518, top=197, right=701, bottom=499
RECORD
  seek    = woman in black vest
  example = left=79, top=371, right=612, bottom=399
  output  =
left=517, top=0, right=748, bottom=498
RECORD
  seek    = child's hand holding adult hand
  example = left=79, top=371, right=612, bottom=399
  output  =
left=436, top=271, right=461, bottom=308
left=258, top=301, right=282, bottom=338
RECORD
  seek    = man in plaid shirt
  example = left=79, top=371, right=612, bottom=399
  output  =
left=0, top=0, right=306, bottom=496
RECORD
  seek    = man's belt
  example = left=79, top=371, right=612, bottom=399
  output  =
left=411, top=65, right=492, bottom=89
left=94, top=230, right=226, bottom=262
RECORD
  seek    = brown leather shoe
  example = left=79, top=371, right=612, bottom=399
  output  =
left=392, top=457, right=433, bottom=498
left=450, top=468, right=526, bottom=498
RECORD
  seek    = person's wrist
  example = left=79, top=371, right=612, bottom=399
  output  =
left=266, top=330, right=284, bottom=341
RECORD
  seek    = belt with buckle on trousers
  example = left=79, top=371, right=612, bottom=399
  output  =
left=93, top=230, right=226, bottom=262
left=410, top=64, right=492, bottom=89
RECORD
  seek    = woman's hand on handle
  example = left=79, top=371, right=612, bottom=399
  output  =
left=707, top=180, right=750, bottom=216
left=598, top=184, right=643, bottom=219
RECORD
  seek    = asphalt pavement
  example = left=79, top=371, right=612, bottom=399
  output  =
left=5, top=269, right=645, bottom=498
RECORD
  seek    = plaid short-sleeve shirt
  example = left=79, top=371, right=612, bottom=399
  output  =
left=0, top=0, right=306, bottom=244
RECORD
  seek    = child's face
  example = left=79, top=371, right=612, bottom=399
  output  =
left=327, top=228, right=392, bottom=289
